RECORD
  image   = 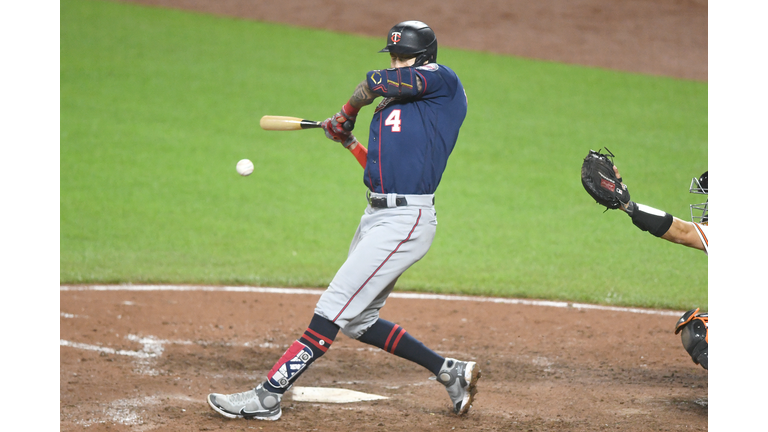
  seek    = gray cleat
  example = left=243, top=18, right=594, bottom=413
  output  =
left=436, top=358, right=481, bottom=415
left=207, top=383, right=282, bottom=421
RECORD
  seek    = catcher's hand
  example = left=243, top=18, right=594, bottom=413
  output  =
left=581, top=148, right=630, bottom=210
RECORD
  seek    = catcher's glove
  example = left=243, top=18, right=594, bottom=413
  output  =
left=581, top=148, right=630, bottom=210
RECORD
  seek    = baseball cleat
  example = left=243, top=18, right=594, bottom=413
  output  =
left=207, top=383, right=282, bottom=421
left=436, top=357, right=481, bottom=415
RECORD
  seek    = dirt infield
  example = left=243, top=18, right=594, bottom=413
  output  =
left=62, top=2, right=707, bottom=430
left=60, top=286, right=707, bottom=431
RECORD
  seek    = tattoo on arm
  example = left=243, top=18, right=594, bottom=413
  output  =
left=349, top=80, right=377, bottom=109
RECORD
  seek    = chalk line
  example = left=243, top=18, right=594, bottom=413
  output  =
left=60, top=285, right=682, bottom=316
left=60, top=339, right=157, bottom=358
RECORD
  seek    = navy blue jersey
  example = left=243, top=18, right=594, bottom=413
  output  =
left=363, top=63, right=467, bottom=195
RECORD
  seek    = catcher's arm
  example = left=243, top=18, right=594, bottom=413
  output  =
left=660, top=219, right=706, bottom=251
left=614, top=166, right=706, bottom=251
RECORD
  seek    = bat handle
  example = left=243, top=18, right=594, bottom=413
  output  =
left=300, top=120, right=322, bottom=129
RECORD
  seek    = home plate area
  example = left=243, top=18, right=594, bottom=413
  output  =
left=60, top=286, right=707, bottom=431
left=289, top=386, right=388, bottom=403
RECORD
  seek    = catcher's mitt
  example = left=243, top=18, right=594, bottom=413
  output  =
left=581, top=148, right=630, bottom=210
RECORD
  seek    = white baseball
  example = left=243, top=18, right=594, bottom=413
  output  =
left=236, top=159, right=254, bottom=176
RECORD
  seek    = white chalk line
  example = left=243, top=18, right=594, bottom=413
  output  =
left=71, top=394, right=197, bottom=428
left=60, top=284, right=683, bottom=316
left=60, top=334, right=196, bottom=358
left=60, top=339, right=157, bottom=358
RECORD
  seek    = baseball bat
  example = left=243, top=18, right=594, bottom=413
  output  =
left=260, top=115, right=322, bottom=131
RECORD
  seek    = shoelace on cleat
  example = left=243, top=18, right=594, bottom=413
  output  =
left=227, top=389, right=254, bottom=405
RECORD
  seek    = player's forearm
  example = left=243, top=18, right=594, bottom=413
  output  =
left=348, top=80, right=378, bottom=109
left=624, top=202, right=705, bottom=251
left=624, top=201, right=673, bottom=237
left=661, top=218, right=706, bottom=251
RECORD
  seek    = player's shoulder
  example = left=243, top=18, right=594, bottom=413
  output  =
left=415, top=63, right=457, bottom=75
left=416, top=63, right=460, bottom=82
left=415, top=63, right=440, bottom=72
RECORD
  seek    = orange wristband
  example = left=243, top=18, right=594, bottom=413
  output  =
left=349, top=142, right=367, bottom=168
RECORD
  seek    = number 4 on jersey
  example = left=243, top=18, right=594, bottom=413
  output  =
left=385, top=109, right=402, bottom=132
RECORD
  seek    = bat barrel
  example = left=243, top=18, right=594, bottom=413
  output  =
left=260, top=115, right=321, bottom=131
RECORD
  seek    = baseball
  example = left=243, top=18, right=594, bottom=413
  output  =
left=236, top=159, right=254, bottom=176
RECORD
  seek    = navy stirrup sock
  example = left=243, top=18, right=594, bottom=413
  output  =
left=357, top=318, right=444, bottom=376
left=264, top=314, right=339, bottom=394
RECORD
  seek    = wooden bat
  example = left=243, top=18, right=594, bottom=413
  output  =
left=260, top=115, right=322, bottom=131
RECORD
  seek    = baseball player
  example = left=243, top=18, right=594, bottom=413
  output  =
left=614, top=165, right=708, bottom=369
left=208, top=21, right=480, bottom=421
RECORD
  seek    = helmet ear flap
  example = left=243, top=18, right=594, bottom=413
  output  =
left=380, top=21, right=438, bottom=64
left=413, top=49, right=435, bottom=66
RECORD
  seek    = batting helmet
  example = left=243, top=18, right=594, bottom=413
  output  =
left=379, top=21, right=438, bottom=66
left=689, top=171, right=708, bottom=224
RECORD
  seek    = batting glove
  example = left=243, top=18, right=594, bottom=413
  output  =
left=332, top=103, right=358, bottom=132
left=321, top=119, right=358, bottom=149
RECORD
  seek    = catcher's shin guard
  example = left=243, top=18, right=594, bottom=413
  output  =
left=625, top=201, right=673, bottom=237
left=675, top=308, right=708, bottom=370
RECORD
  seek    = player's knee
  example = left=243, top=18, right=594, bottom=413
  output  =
left=674, top=309, right=708, bottom=370
left=341, top=312, right=380, bottom=340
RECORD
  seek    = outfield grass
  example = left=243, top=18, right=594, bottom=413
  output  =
left=61, top=0, right=707, bottom=310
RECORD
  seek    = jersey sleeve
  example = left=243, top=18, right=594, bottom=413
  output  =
left=366, top=67, right=425, bottom=99
left=693, top=223, right=708, bottom=255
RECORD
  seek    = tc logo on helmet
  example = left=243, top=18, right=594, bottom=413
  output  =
left=390, top=32, right=402, bottom=44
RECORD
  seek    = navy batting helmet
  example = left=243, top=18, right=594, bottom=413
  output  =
left=379, top=21, right=437, bottom=65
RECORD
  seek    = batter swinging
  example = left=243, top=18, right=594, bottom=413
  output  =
left=208, top=20, right=479, bottom=421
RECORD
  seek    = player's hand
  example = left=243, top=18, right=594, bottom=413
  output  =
left=321, top=117, right=350, bottom=141
left=342, top=134, right=359, bottom=149
left=612, top=165, right=624, bottom=184
left=321, top=118, right=357, bottom=149
left=612, top=165, right=632, bottom=211
left=330, top=106, right=357, bottom=133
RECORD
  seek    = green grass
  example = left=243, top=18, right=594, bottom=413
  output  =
left=61, top=0, right=707, bottom=311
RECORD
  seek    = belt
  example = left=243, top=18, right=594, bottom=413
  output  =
left=366, top=191, right=435, bottom=208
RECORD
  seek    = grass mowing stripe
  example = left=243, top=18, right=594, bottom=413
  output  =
left=61, top=0, right=707, bottom=310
